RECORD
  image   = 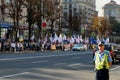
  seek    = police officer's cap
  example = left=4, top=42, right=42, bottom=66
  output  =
left=98, top=42, right=104, bottom=46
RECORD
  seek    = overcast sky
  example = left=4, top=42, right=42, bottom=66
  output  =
left=96, top=0, right=120, bottom=16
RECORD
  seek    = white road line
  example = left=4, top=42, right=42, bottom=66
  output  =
left=0, top=72, right=29, bottom=79
left=32, top=60, right=48, bottom=63
left=72, top=57, right=81, bottom=59
left=68, top=63, right=81, bottom=67
left=0, top=53, right=90, bottom=61
left=110, top=66, right=120, bottom=71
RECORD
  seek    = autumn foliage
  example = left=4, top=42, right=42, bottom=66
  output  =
left=92, top=16, right=110, bottom=38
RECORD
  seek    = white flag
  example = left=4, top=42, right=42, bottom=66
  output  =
left=105, top=38, right=109, bottom=44
left=31, top=34, right=35, bottom=40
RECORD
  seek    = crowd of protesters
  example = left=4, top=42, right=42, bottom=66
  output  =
left=0, top=33, right=90, bottom=53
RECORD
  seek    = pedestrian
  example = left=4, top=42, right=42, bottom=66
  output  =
left=93, top=42, right=112, bottom=80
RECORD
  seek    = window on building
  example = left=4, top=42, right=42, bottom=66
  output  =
left=64, top=12, right=67, bottom=16
left=74, top=8, right=76, bottom=12
left=5, top=0, right=10, bottom=3
left=64, top=5, right=67, bottom=9
left=69, top=4, right=72, bottom=8
left=69, top=9, right=72, bottom=13
left=70, top=0, right=72, bottom=2
left=65, top=0, right=67, bottom=2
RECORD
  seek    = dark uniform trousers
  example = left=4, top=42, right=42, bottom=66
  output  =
left=96, top=69, right=109, bottom=80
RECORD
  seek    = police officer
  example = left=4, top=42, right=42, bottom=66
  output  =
left=93, top=42, right=112, bottom=80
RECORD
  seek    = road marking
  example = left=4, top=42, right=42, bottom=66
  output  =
left=110, top=66, right=120, bottom=71
left=72, top=57, right=81, bottom=59
left=32, top=60, right=48, bottom=63
left=68, top=63, right=81, bottom=67
left=0, top=52, right=90, bottom=61
left=0, top=72, right=29, bottom=79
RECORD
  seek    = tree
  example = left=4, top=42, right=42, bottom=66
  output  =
left=71, top=14, right=81, bottom=32
left=24, top=0, right=37, bottom=41
left=68, top=7, right=84, bottom=33
left=41, top=0, right=62, bottom=33
left=6, top=0, right=25, bottom=40
left=92, top=17, right=110, bottom=39
left=109, top=17, right=120, bottom=35
left=33, top=0, right=50, bottom=37
left=0, top=0, right=5, bottom=38
left=32, top=0, right=56, bottom=37
left=1, top=0, right=5, bottom=15
left=24, top=0, right=56, bottom=40
left=45, top=0, right=56, bottom=33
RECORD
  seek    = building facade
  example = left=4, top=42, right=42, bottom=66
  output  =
left=62, top=0, right=97, bottom=32
left=104, top=0, right=120, bottom=23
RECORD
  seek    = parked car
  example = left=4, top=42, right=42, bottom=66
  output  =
left=113, top=49, right=120, bottom=63
left=72, top=43, right=87, bottom=51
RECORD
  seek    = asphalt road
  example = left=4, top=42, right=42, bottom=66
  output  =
left=0, top=50, right=120, bottom=80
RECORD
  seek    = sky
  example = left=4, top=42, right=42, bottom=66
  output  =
left=96, top=0, right=120, bottom=16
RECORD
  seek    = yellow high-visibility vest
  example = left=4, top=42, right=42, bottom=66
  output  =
left=95, top=51, right=109, bottom=70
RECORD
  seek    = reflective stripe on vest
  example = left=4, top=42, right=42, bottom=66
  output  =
left=95, top=51, right=109, bottom=70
